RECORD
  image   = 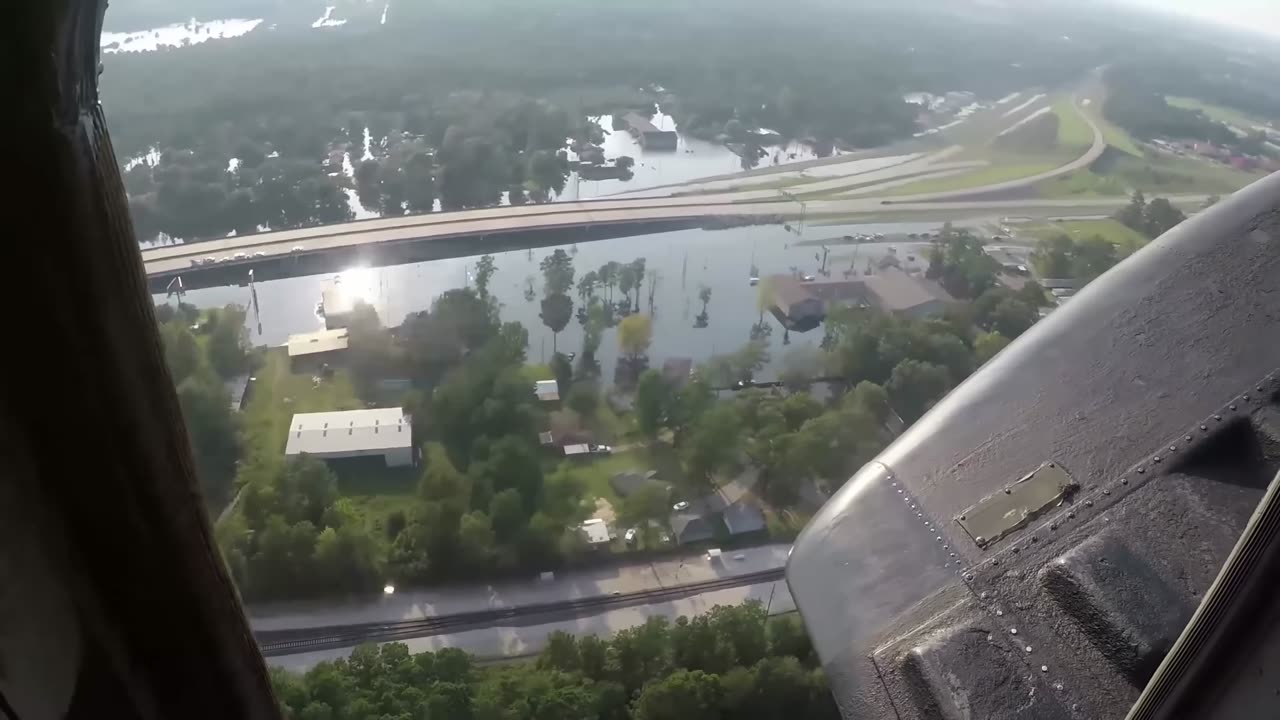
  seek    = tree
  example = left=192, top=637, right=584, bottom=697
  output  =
left=540, top=294, right=573, bottom=352
left=684, top=404, right=742, bottom=484
left=160, top=321, right=201, bottom=382
left=886, top=360, right=952, bottom=423
left=565, top=381, right=599, bottom=418
left=206, top=305, right=249, bottom=378
left=576, top=270, right=599, bottom=303
left=539, top=248, right=575, bottom=296
left=1143, top=197, right=1186, bottom=238
left=1115, top=190, right=1147, bottom=232
left=489, top=488, right=527, bottom=543
left=1071, top=234, right=1118, bottom=281
left=618, top=313, right=653, bottom=359
left=474, top=254, right=497, bottom=301
left=549, top=352, right=573, bottom=399
left=634, top=369, right=669, bottom=439
left=990, top=298, right=1036, bottom=339
left=176, top=375, right=241, bottom=508
left=632, top=670, right=722, bottom=720
left=973, top=331, right=1012, bottom=365
left=1032, top=234, right=1074, bottom=279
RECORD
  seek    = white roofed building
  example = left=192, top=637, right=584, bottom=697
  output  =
left=284, top=408, right=413, bottom=467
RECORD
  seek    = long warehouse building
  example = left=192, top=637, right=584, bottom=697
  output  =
left=284, top=408, right=413, bottom=467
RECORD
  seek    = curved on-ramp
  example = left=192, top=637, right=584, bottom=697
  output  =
left=876, top=97, right=1106, bottom=204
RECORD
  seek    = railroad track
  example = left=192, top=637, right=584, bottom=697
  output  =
left=256, top=567, right=786, bottom=657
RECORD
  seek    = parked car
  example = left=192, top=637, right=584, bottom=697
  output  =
left=253, top=251, right=266, bottom=258
left=672, top=501, right=689, bottom=511
left=232, top=252, right=248, bottom=260
left=290, top=245, right=305, bottom=253
left=624, top=528, right=637, bottom=543
left=203, top=256, right=216, bottom=264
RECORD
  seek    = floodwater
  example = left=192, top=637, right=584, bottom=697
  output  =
left=562, top=112, right=833, bottom=201
left=162, top=220, right=958, bottom=384
left=101, top=18, right=264, bottom=53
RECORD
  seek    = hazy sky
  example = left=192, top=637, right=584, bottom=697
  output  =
left=1127, top=0, right=1280, bottom=38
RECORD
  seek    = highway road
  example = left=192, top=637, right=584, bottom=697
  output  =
left=142, top=191, right=1213, bottom=280
left=138, top=94, right=1196, bottom=284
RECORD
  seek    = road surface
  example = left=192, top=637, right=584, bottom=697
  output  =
left=143, top=191, right=1213, bottom=279
left=266, top=578, right=796, bottom=672
left=249, top=543, right=792, bottom=632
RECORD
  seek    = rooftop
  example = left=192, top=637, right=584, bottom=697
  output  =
left=535, top=379, right=560, bottom=402
left=580, top=518, right=611, bottom=545
left=862, top=267, right=953, bottom=312
left=286, top=327, right=350, bottom=357
left=284, top=407, right=411, bottom=456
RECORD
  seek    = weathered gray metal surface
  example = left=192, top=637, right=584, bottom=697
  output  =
left=788, top=171, right=1280, bottom=719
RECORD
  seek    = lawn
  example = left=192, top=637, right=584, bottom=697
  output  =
left=1033, top=168, right=1130, bottom=198
left=563, top=444, right=689, bottom=507
left=1036, top=148, right=1263, bottom=198
left=1024, top=218, right=1149, bottom=256
left=1105, top=152, right=1263, bottom=195
left=1166, top=96, right=1275, bottom=131
left=240, top=348, right=365, bottom=468
left=1053, top=98, right=1094, bottom=150
left=233, top=349, right=416, bottom=533
left=865, top=161, right=1060, bottom=196
left=1080, top=97, right=1143, bottom=157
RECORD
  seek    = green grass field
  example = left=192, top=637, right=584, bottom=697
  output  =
left=862, top=161, right=1060, bottom=196
left=1080, top=97, right=1144, bottom=157
left=240, top=349, right=365, bottom=469
left=1036, top=146, right=1263, bottom=199
left=1053, top=99, right=1094, bottom=149
left=1166, top=96, right=1275, bottom=131
left=1033, top=169, right=1129, bottom=198
left=1024, top=218, right=1149, bottom=256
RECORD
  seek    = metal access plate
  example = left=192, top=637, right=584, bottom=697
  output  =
left=956, top=462, right=1077, bottom=547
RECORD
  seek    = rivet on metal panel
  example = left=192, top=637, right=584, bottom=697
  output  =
left=1048, top=462, right=1056, bottom=468
left=1010, top=628, right=1018, bottom=635
left=1185, top=435, right=1193, bottom=442
left=1153, top=455, right=1161, bottom=463
left=1041, top=665, right=1049, bottom=673
left=1200, top=424, right=1208, bottom=431
left=1049, top=522, right=1058, bottom=530
left=996, top=609, right=1004, bottom=616
left=1011, top=545, right=1020, bottom=552
left=1031, top=535, right=1039, bottom=543
left=1121, top=478, right=1128, bottom=485
left=1137, top=467, right=1145, bottom=474
left=1004, top=488, right=1012, bottom=494
left=1055, top=682, right=1064, bottom=691
left=1243, top=394, right=1250, bottom=401
left=1024, top=646, right=1032, bottom=653
left=1085, top=500, right=1093, bottom=507
left=976, top=536, right=986, bottom=545
left=943, top=545, right=949, bottom=550
left=1214, top=414, right=1223, bottom=421
left=1168, top=445, right=1177, bottom=452
left=1103, top=489, right=1111, bottom=495
left=1230, top=404, right=1237, bottom=411
left=991, top=558, right=999, bottom=565
left=937, top=537, right=943, bottom=543
left=949, top=552, right=956, bottom=558
left=959, top=514, right=966, bottom=521
left=1068, top=511, right=1076, bottom=518
left=917, top=512, right=922, bottom=518
left=897, top=488, right=903, bottom=494
left=980, top=592, right=988, bottom=599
